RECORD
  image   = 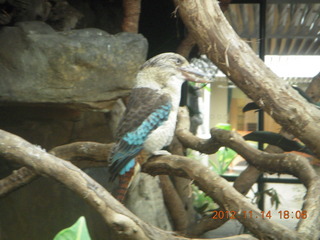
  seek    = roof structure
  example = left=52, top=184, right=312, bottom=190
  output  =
left=224, top=1, right=320, bottom=55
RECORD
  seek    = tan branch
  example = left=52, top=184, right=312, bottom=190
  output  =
left=159, top=175, right=189, bottom=232
left=176, top=107, right=220, bottom=154
left=176, top=33, right=196, bottom=58
left=233, top=165, right=261, bottom=195
left=165, top=136, right=193, bottom=232
left=0, top=129, right=258, bottom=240
left=50, top=141, right=113, bottom=168
left=0, top=167, right=38, bottom=197
left=175, top=106, right=320, bottom=238
left=0, top=141, right=112, bottom=197
left=175, top=0, right=320, bottom=158
left=210, top=128, right=320, bottom=238
left=143, top=155, right=301, bottom=239
left=122, top=0, right=141, bottom=33
left=305, top=71, right=320, bottom=103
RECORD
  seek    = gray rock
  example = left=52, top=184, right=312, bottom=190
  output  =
left=125, top=173, right=173, bottom=231
left=0, top=21, right=148, bottom=110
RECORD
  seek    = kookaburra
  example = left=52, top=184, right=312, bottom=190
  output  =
left=109, top=52, right=209, bottom=201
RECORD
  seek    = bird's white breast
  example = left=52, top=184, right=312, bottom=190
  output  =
left=143, top=109, right=178, bottom=153
left=142, top=75, right=183, bottom=153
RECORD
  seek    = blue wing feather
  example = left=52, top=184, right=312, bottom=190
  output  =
left=119, top=159, right=135, bottom=175
left=109, top=102, right=171, bottom=181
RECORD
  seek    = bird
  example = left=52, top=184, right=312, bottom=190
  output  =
left=108, top=52, right=210, bottom=202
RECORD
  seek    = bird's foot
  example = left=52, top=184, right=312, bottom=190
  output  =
left=152, top=150, right=172, bottom=156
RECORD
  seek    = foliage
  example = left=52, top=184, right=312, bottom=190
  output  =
left=188, top=81, right=211, bottom=92
left=192, top=185, right=217, bottom=214
left=53, top=216, right=91, bottom=240
left=252, top=188, right=281, bottom=209
left=209, top=147, right=237, bottom=175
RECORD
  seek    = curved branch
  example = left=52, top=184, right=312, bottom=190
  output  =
left=175, top=0, right=320, bottom=158
left=177, top=33, right=196, bottom=58
left=0, top=167, right=38, bottom=197
left=305, top=71, right=320, bottom=103
left=0, top=129, right=258, bottom=240
left=209, top=128, right=320, bottom=238
left=2, top=106, right=319, bottom=238
left=176, top=107, right=220, bottom=154
left=0, top=141, right=112, bottom=197
left=159, top=175, right=189, bottom=232
left=50, top=141, right=113, bottom=168
left=175, top=107, right=320, bottom=238
left=143, top=155, right=301, bottom=240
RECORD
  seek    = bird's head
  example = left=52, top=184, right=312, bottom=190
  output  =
left=136, top=53, right=211, bottom=90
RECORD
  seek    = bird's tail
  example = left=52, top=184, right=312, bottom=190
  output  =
left=114, top=166, right=135, bottom=202
left=112, top=152, right=147, bottom=202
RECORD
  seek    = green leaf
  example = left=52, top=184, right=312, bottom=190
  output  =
left=53, top=216, right=91, bottom=240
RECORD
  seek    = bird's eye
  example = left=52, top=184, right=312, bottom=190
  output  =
left=175, top=58, right=183, bottom=65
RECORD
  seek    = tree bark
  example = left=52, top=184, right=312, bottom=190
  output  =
left=174, top=0, right=320, bottom=157
left=0, top=129, right=260, bottom=240
left=122, top=0, right=141, bottom=33
left=175, top=107, right=320, bottom=239
left=2, top=112, right=319, bottom=239
left=305, top=72, right=320, bottom=102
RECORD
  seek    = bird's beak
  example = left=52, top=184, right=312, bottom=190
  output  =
left=180, top=66, right=213, bottom=83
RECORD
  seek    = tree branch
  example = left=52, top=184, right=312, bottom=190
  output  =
left=0, top=167, right=38, bottom=197
left=211, top=128, right=320, bottom=238
left=159, top=175, right=189, bottom=232
left=174, top=0, right=320, bottom=158
left=176, top=33, right=196, bottom=58
left=0, top=129, right=258, bottom=240
left=175, top=106, right=320, bottom=239
left=0, top=141, right=112, bottom=197
left=122, top=0, right=141, bottom=33
left=143, top=155, right=301, bottom=240
left=2, top=105, right=319, bottom=238
left=305, top=72, right=320, bottom=103
left=176, top=106, right=220, bottom=154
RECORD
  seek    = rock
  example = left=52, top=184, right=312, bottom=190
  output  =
left=125, top=173, right=173, bottom=231
left=0, top=21, right=148, bottom=111
left=0, top=0, right=51, bottom=25
left=67, top=0, right=123, bottom=34
left=46, top=1, right=84, bottom=31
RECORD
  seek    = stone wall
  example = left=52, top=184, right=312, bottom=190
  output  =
left=0, top=3, right=173, bottom=239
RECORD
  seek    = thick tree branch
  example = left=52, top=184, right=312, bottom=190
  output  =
left=0, top=142, right=112, bottom=197
left=0, top=167, right=38, bottom=197
left=175, top=106, right=320, bottom=239
left=176, top=33, right=196, bottom=58
left=143, top=155, right=301, bottom=240
left=175, top=0, right=320, bottom=158
left=50, top=141, right=113, bottom=168
left=305, top=72, right=320, bottom=103
left=0, top=129, right=257, bottom=240
left=165, top=136, right=193, bottom=233
left=177, top=107, right=260, bottom=194
left=210, top=128, right=320, bottom=238
left=122, top=0, right=141, bottom=33
left=1, top=105, right=319, bottom=239
left=176, top=107, right=220, bottom=154
left=159, top=175, right=189, bottom=233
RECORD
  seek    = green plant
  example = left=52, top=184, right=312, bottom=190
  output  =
left=209, top=147, right=237, bottom=175
left=53, top=216, right=91, bottom=240
left=252, top=188, right=281, bottom=209
left=192, top=185, right=217, bottom=214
